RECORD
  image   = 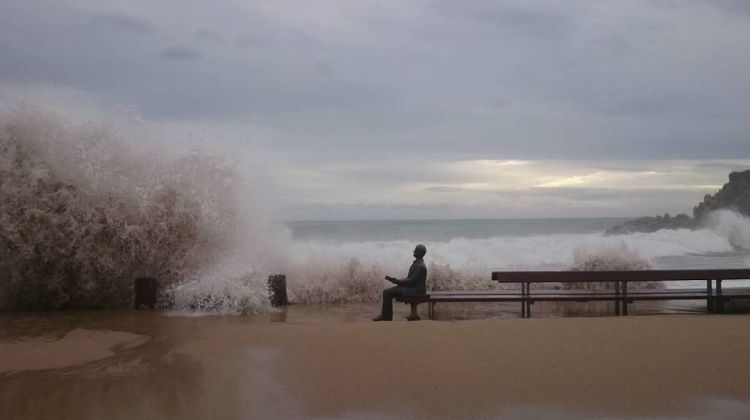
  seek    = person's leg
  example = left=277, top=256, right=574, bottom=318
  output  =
left=376, top=286, right=402, bottom=320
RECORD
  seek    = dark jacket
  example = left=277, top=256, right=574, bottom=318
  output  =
left=394, top=258, right=427, bottom=296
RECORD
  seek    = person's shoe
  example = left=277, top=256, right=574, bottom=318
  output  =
left=372, top=315, right=391, bottom=321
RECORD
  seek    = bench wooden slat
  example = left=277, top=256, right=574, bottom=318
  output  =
left=492, top=269, right=750, bottom=282
left=429, top=290, right=521, bottom=296
left=429, top=296, right=526, bottom=302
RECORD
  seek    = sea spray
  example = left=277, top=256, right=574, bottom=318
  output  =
left=4, top=100, right=748, bottom=311
left=286, top=258, right=385, bottom=304
left=570, top=243, right=651, bottom=272
left=0, top=99, right=284, bottom=311
left=568, top=243, right=656, bottom=290
left=703, top=209, right=750, bottom=249
left=170, top=266, right=270, bottom=314
left=285, top=223, right=748, bottom=303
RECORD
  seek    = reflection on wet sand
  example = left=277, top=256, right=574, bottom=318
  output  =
left=2, top=305, right=750, bottom=419
left=1, top=312, right=296, bottom=419
left=0, top=328, right=149, bottom=373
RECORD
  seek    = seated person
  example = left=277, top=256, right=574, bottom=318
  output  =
left=373, top=244, right=427, bottom=321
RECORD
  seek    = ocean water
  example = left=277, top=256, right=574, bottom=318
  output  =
left=285, top=213, right=750, bottom=303
left=287, top=218, right=632, bottom=243
left=2, top=99, right=750, bottom=313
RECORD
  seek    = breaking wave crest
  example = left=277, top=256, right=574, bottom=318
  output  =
left=286, top=214, right=750, bottom=303
left=702, top=209, right=750, bottom=249
left=2, top=99, right=749, bottom=311
left=0, top=99, right=284, bottom=312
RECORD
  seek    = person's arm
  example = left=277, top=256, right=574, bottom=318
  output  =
left=387, top=265, right=426, bottom=287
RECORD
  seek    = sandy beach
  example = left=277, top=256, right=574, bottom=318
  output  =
left=2, top=310, right=750, bottom=419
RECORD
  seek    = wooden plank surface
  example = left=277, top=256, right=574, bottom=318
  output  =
left=492, top=269, right=750, bottom=283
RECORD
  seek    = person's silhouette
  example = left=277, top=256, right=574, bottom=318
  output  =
left=373, top=244, right=427, bottom=321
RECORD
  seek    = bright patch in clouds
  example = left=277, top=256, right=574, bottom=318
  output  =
left=1, top=0, right=749, bottom=220
left=534, top=173, right=608, bottom=188
left=279, top=159, right=750, bottom=220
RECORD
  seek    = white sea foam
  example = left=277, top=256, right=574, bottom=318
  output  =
left=2, top=96, right=749, bottom=310
left=0, top=97, right=286, bottom=312
left=703, top=209, right=750, bottom=249
left=286, top=216, right=750, bottom=302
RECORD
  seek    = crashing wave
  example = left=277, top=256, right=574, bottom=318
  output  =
left=0, top=100, right=282, bottom=311
left=567, top=243, right=655, bottom=290
left=3, top=100, right=749, bottom=311
left=702, top=209, right=750, bottom=250
left=285, top=218, right=750, bottom=303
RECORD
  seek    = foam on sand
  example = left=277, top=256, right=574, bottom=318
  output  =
left=0, top=328, right=149, bottom=372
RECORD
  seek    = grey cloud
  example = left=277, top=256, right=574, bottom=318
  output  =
left=431, top=0, right=574, bottom=38
left=710, top=0, right=750, bottom=15
left=281, top=186, right=705, bottom=220
left=194, top=29, right=223, bottom=45
left=524, top=188, right=697, bottom=204
left=425, top=186, right=467, bottom=193
left=6, top=0, right=750, bottom=220
left=591, top=91, right=705, bottom=117
left=236, top=36, right=269, bottom=49
left=1, top=0, right=749, bottom=163
left=89, top=12, right=153, bottom=34
left=424, top=185, right=705, bottom=205
left=159, top=46, right=201, bottom=60
left=690, top=161, right=750, bottom=172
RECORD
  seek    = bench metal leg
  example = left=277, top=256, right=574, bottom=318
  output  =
left=529, top=283, right=534, bottom=318
left=428, top=302, right=434, bottom=320
left=717, top=279, right=723, bottom=314
left=622, top=281, right=628, bottom=316
left=614, top=281, right=621, bottom=316
left=521, top=282, right=531, bottom=318
left=707, top=280, right=714, bottom=313
left=406, top=303, right=420, bottom=321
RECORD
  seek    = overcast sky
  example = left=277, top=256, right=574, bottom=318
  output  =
left=2, top=0, right=750, bottom=219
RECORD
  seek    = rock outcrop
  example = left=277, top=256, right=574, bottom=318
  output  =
left=693, top=170, right=750, bottom=220
left=606, top=169, right=750, bottom=235
left=605, top=213, right=693, bottom=235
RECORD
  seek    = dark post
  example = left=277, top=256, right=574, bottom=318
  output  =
left=134, top=277, right=157, bottom=309
left=268, top=274, right=288, bottom=307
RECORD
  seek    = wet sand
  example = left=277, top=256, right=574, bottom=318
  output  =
left=2, top=308, right=750, bottom=419
left=0, top=328, right=149, bottom=372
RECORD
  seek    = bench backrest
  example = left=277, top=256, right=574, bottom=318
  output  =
left=492, top=269, right=750, bottom=283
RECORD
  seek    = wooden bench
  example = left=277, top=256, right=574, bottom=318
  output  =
left=397, top=269, right=750, bottom=320
left=396, top=292, right=524, bottom=320
left=494, top=269, right=750, bottom=318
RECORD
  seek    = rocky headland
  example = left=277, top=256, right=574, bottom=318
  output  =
left=606, top=169, right=750, bottom=235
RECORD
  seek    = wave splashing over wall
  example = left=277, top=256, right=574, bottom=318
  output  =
left=0, top=100, right=281, bottom=311
left=703, top=210, right=750, bottom=250
left=570, top=243, right=652, bottom=272
left=567, top=244, right=656, bottom=290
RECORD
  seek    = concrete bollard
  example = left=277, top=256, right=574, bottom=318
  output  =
left=134, top=277, right=158, bottom=309
left=268, top=274, right=288, bottom=307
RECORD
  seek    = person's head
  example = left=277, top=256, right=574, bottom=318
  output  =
left=413, top=244, right=427, bottom=259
